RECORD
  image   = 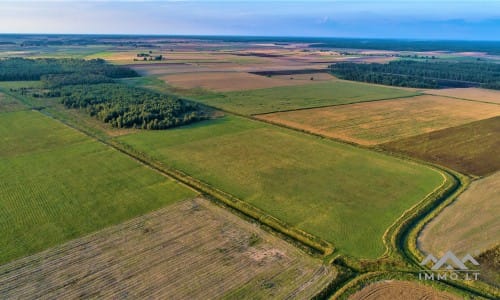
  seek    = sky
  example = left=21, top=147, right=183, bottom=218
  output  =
left=1, top=1, right=500, bottom=40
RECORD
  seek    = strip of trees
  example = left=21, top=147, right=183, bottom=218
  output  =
left=329, top=60, right=500, bottom=89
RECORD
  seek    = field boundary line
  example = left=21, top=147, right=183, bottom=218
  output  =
left=250, top=93, right=422, bottom=116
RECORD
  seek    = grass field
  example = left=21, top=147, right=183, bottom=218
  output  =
left=117, top=115, right=444, bottom=258
left=256, top=95, right=500, bottom=145
left=418, top=172, right=500, bottom=257
left=188, top=80, right=419, bottom=115
left=0, top=110, right=196, bottom=264
left=425, top=88, right=500, bottom=104
left=382, top=116, right=500, bottom=176
left=349, top=280, right=460, bottom=300
left=0, top=198, right=334, bottom=299
left=0, top=92, right=26, bottom=112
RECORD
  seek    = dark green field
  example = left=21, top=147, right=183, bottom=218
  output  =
left=117, top=115, right=443, bottom=258
left=0, top=110, right=196, bottom=264
left=382, top=116, right=500, bottom=176
left=188, top=80, right=418, bottom=115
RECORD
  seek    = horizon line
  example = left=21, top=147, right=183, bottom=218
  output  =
left=1, top=33, right=500, bottom=43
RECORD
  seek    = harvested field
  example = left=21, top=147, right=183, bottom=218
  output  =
left=349, top=280, right=460, bottom=300
left=0, top=198, right=335, bottom=299
left=424, top=88, right=500, bottom=104
left=257, top=95, right=500, bottom=145
left=0, top=110, right=195, bottom=264
left=192, top=80, right=418, bottom=115
left=161, top=71, right=328, bottom=92
left=419, top=172, right=500, bottom=257
left=382, top=116, right=500, bottom=176
left=117, top=115, right=444, bottom=258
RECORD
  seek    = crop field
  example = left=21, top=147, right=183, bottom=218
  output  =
left=382, top=116, right=500, bottom=176
left=424, top=87, right=500, bottom=104
left=117, top=115, right=444, bottom=258
left=190, top=80, right=418, bottom=115
left=419, top=172, right=500, bottom=257
left=349, top=280, right=460, bottom=300
left=161, top=71, right=324, bottom=92
left=0, top=110, right=196, bottom=264
left=0, top=198, right=334, bottom=299
left=256, top=95, right=500, bottom=145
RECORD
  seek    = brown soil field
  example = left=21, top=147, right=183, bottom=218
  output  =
left=0, top=198, right=334, bottom=299
left=349, top=280, right=460, bottom=300
left=418, top=172, right=500, bottom=258
left=382, top=116, right=500, bottom=176
left=257, top=95, right=500, bottom=145
left=424, top=88, right=500, bottom=104
left=162, top=71, right=332, bottom=92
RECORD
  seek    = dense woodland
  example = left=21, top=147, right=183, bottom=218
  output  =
left=0, top=58, right=206, bottom=129
left=56, top=83, right=206, bottom=129
left=330, top=60, right=500, bottom=89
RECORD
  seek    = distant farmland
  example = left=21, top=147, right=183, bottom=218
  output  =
left=162, top=71, right=331, bottom=92
left=382, top=116, right=500, bottom=176
left=0, top=110, right=196, bottom=264
left=0, top=198, right=334, bottom=299
left=257, top=95, right=500, bottom=145
left=117, top=115, right=444, bottom=258
left=189, top=80, right=418, bottom=115
left=424, top=87, right=500, bottom=104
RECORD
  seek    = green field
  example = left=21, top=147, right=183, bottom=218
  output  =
left=189, top=80, right=418, bottom=115
left=0, top=110, right=196, bottom=264
left=117, top=115, right=443, bottom=258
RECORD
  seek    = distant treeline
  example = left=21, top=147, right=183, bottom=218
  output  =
left=0, top=58, right=207, bottom=129
left=0, top=58, right=137, bottom=82
left=330, top=60, right=500, bottom=89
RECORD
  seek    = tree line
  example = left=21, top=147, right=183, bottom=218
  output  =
left=329, top=60, right=500, bottom=89
left=0, top=58, right=137, bottom=82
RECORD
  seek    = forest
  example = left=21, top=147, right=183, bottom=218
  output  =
left=55, top=83, right=206, bottom=129
left=0, top=58, right=206, bottom=129
left=329, top=60, right=500, bottom=89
